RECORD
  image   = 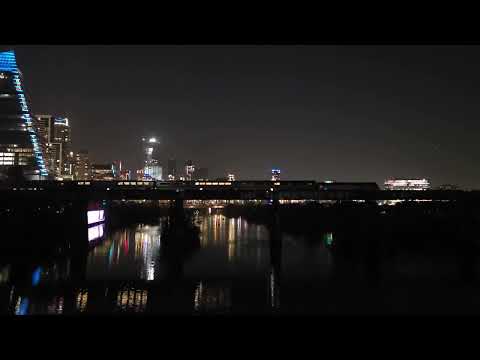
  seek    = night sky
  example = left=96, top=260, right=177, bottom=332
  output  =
left=4, top=45, right=480, bottom=188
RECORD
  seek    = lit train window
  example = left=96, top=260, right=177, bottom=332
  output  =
left=85, top=182, right=90, bottom=185
left=118, top=182, right=124, bottom=185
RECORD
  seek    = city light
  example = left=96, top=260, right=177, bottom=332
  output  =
left=87, top=210, right=105, bottom=225
left=384, top=178, right=430, bottom=191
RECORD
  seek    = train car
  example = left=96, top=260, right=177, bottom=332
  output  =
left=318, top=182, right=380, bottom=191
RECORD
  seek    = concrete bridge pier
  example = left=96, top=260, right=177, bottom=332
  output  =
left=168, top=191, right=186, bottom=226
left=268, top=193, right=282, bottom=311
left=68, top=198, right=90, bottom=253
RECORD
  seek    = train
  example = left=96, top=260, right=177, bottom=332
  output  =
left=0, top=179, right=379, bottom=192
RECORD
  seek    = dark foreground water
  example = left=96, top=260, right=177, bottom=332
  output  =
left=1, top=212, right=480, bottom=315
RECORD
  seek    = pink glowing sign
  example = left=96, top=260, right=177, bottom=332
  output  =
left=88, top=223, right=105, bottom=242
left=87, top=210, right=105, bottom=225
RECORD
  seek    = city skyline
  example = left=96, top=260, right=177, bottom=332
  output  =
left=2, top=45, right=480, bottom=186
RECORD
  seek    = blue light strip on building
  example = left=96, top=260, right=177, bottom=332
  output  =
left=0, top=51, right=48, bottom=176
left=0, top=50, right=17, bottom=72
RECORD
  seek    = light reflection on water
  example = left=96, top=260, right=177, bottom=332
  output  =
left=0, top=213, right=333, bottom=315
left=86, top=222, right=163, bottom=281
left=4, top=212, right=479, bottom=315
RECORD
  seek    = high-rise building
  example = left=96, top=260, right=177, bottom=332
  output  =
left=112, top=160, right=122, bottom=179
left=384, top=178, right=430, bottom=191
left=142, top=137, right=162, bottom=180
left=91, top=164, right=114, bottom=181
left=167, top=158, right=176, bottom=181
left=194, top=167, right=208, bottom=180
left=185, top=160, right=195, bottom=180
left=0, top=50, right=48, bottom=180
left=119, top=169, right=131, bottom=180
left=74, top=150, right=91, bottom=180
left=228, top=173, right=235, bottom=182
left=33, top=114, right=53, bottom=171
left=271, top=168, right=281, bottom=181
left=52, top=117, right=72, bottom=178
left=136, top=168, right=144, bottom=181
left=33, top=114, right=72, bottom=179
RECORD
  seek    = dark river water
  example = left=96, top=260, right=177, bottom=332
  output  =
left=1, top=212, right=480, bottom=315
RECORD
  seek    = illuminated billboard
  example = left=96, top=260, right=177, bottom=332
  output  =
left=88, top=223, right=105, bottom=242
left=87, top=210, right=105, bottom=225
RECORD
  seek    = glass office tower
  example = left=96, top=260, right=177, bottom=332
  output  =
left=0, top=50, right=48, bottom=180
left=142, top=137, right=162, bottom=180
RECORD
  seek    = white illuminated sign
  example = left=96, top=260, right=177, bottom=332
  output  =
left=87, top=210, right=105, bottom=225
left=88, top=223, right=105, bottom=242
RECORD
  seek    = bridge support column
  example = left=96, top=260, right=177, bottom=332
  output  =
left=69, top=198, right=90, bottom=254
left=268, top=191, right=282, bottom=311
left=168, top=191, right=186, bottom=225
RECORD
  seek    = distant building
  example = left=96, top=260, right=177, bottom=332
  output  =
left=167, top=158, right=176, bottom=181
left=112, top=160, right=123, bottom=179
left=33, top=114, right=53, bottom=173
left=436, top=184, right=459, bottom=190
left=74, top=150, right=91, bottom=180
left=119, top=169, right=131, bottom=180
left=185, top=160, right=195, bottom=180
left=318, top=182, right=380, bottom=191
left=91, top=164, right=115, bottom=181
left=62, top=151, right=75, bottom=180
left=33, top=115, right=72, bottom=179
left=194, top=167, right=208, bottom=180
left=136, top=169, right=144, bottom=181
left=52, top=117, right=72, bottom=179
left=271, top=168, right=281, bottom=181
left=384, top=178, right=430, bottom=191
left=228, top=173, right=235, bottom=182
left=142, top=137, right=162, bottom=180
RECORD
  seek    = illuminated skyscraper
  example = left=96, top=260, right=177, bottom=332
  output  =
left=52, top=117, right=72, bottom=179
left=74, top=150, right=91, bottom=180
left=228, top=173, right=235, bottom=182
left=185, top=160, right=195, bottom=180
left=167, top=158, right=176, bottom=181
left=142, top=137, right=162, bottom=180
left=0, top=50, right=48, bottom=179
left=33, top=114, right=72, bottom=179
left=271, top=168, right=281, bottom=181
left=33, top=114, right=53, bottom=171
